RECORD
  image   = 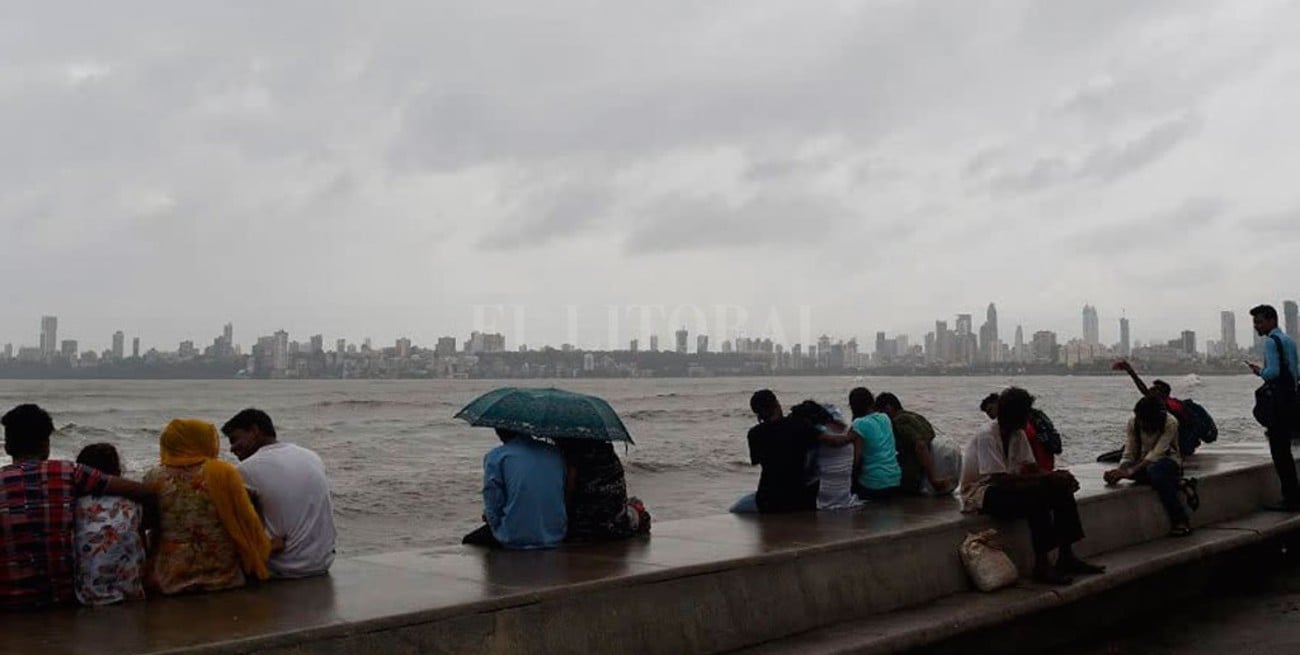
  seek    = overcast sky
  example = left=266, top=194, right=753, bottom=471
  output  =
left=3, top=1, right=1300, bottom=352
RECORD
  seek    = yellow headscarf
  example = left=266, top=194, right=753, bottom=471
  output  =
left=160, top=418, right=270, bottom=581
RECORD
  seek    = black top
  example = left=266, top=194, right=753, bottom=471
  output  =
left=747, top=417, right=820, bottom=512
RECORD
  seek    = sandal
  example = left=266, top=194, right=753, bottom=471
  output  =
left=1181, top=478, right=1200, bottom=512
left=1168, top=525, right=1193, bottom=538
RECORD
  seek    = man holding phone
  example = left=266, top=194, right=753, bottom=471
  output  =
left=1247, top=304, right=1300, bottom=511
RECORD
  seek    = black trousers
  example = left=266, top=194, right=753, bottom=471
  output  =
left=981, top=480, right=1085, bottom=555
left=1267, top=422, right=1300, bottom=504
left=462, top=523, right=502, bottom=548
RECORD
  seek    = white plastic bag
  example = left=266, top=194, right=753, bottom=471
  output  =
left=960, top=529, right=1018, bottom=592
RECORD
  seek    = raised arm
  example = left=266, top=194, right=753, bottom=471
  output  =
left=1114, top=360, right=1150, bottom=396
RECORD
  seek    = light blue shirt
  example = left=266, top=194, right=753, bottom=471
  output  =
left=482, top=437, right=567, bottom=549
left=852, top=414, right=903, bottom=491
left=1262, top=328, right=1299, bottom=383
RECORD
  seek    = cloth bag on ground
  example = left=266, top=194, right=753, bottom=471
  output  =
left=959, top=529, right=1018, bottom=592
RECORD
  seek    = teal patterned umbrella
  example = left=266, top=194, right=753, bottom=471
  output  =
left=454, top=387, right=634, bottom=444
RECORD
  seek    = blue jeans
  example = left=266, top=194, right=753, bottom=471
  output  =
left=730, top=493, right=759, bottom=514
left=1133, top=458, right=1188, bottom=526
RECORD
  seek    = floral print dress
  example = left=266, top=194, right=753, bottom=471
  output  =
left=74, top=495, right=147, bottom=605
left=143, top=465, right=246, bottom=595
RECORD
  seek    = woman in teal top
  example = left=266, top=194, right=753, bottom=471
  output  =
left=848, top=387, right=902, bottom=498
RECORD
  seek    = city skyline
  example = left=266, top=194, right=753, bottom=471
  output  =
left=7, top=299, right=1297, bottom=361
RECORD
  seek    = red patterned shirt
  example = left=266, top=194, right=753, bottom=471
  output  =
left=0, top=459, right=108, bottom=609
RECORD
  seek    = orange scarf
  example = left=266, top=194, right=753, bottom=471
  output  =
left=159, top=419, right=270, bottom=581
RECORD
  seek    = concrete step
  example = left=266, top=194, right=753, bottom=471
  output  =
left=729, top=511, right=1300, bottom=655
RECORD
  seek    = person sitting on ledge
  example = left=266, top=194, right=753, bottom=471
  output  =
left=787, top=401, right=861, bottom=510
left=961, top=388, right=1104, bottom=585
left=222, top=408, right=338, bottom=578
left=874, top=393, right=957, bottom=496
left=73, top=443, right=149, bottom=606
left=981, top=392, right=1062, bottom=473
left=731, top=390, right=855, bottom=513
left=847, top=387, right=902, bottom=500
left=0, top=404, right=157, bottom=610
left=1104, top=396, right=1192, bottom=537
left=463, top=429, right=567, bottom=549
left=554, top=438, right=650, bottom=541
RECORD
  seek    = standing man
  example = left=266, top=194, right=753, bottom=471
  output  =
left=1247, top=305, right=1300, bottom=511
left=223, top=408, right=337, bottom=577
left=0, top=404, right=156, bottom=609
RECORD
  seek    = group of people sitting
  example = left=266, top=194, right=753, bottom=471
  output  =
left=735, top=383, right=1202, bottom=585
left=0, top=404, right=336, bottom=610
left=461, top=429, right=651, bottom=549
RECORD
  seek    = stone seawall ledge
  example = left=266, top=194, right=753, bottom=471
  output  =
left=5, top=443, right=1299, bottom=655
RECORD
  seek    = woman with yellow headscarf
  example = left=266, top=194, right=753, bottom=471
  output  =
left=144, top=418, right=270, bottom=594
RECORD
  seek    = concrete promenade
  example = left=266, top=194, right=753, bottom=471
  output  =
left=3, top=443, right=1298, bottom=655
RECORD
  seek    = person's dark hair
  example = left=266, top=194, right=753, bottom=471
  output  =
left=996, top=387, right=1035, bottom=435
left=76, top=443, right=122, bottom=476
left=848, top=387, right=875, bottom=418
left=874, top=393, right=902, bottom=413
left=1251, top=304, right=1279, bottom=322
left=980, top=393, right=1000, bottom=412
left=789, top=400, right=834, bottom=426
left=1134, top=395, right=1168, bottom=432
left=2, top=404, right=55, bottom=458
left=750, top=389, right=779, bottom=417
left=220, top=408, right=277, bottom=439
left=495, top=428, right=527, bottom=442
left=1151, top=380, right=1172, bottom=397
left=554, top=437, right=611, bottom=457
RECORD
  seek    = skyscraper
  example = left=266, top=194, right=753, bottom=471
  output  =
left=112, top=331, right=125, bottom=360
left=1082, top=305, right=1100, bottom=346
left=1286, top=300, right=1299, bottom=342
left=1219, top=311, right=1237, bottom=355
left=1119, top=317, right=1131, bottom=357
left=39, top=316, right=58, bottom=356
left=132, top=337, right=140, bottom=358
left=649, top=335, right=659, bottom=352
left=697, top=334, right=709, bottom=354
left=223, top=323, right=234, bottom=348
left=675, top=328, right=688, bottom=354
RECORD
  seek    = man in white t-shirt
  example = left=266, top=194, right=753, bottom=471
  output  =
left=222, top=409, right=337, bottom=578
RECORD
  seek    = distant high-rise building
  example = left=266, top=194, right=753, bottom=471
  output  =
left=1032, top=331, right=1059, bottom=363
left=132, top=337, right=140, bottom=358
left=273, top=330, right=289, bottom=371
left=396, top=338, right=411, bottom=358
left=1119, top=318, right=1131, bottom=357
left=60, top=340, right=77, bottom=359
left=306, top=334, right=321, bottom=355
left=629, top=339, right=639, bottom=353
left=337, top=339, right=347, bottom=355
left=1181, top=330, right=1197, bottom=356
left=696, top=335, right=709, bottom=354
left=39, top=316, right=58, bottom=357
left=111, top=331, right=125, bottom=360
left=1286, top=301, right=1299, bottom=343
left=2, top=344, right=11, bottom=360
left=1219, top=311, right=1237, bottom=355
left=1082, top=305, right=1100, bottom=346
left=955, top=314, right=973, bottom=336
left=675, top=328, right=688, bottom=354
left=179, top=340, right=197, bottom=359
left=979, top=304, right=999, bottom=363
left=649, top=335, right=659, bottom=352
left=435, top=337, right=456, bottom=356
left=223, top=323, right=234, bottom=347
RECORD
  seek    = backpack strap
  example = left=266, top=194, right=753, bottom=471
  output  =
left=1269, top=333, right=1295, bottom=385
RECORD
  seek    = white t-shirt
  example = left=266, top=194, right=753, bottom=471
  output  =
left=959, top=421, right=1037, bottom=513
left=238, top=442, right=337, bottom=578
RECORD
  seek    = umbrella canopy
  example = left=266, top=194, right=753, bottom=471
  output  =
left=454, top=387, right=634, bottom=444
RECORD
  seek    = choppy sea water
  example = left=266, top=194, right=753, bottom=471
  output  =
left=0, top=375, right=1266, bottom=556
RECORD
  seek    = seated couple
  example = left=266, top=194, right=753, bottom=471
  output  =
left=961, top=387, right=1104, bottom=585
left=463, top=430, right=651, bottom=550
left=732, top=388, right=960, bottom=514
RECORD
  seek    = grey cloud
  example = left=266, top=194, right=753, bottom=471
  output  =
left=479, top=181, right=614, bottom=250
left=1077, top=113, right=1201, bottom=182
left=1071, top=197, right=1226, bottom=255
left=624, top=192, right=851, bottom=255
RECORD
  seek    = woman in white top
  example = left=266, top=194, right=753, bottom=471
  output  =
left=789, top=401, right=862, bottom=510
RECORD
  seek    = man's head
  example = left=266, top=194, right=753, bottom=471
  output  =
left=996, top=387, right=1035, bottom=436
left=1150, top=379, right=1172, bottom=399
left=495, top=428, right=527, bottom=443
left=874, top=393, right=903, bottom=418
left=1252, top=304, right=1279, bottom=336
left=2, top=404, right=54, bottom=460
left=979, top=393, right=1001, bottom=420
left=848, top=387, right=875, bottom=418
left=750, top=389, right=782, bottom=422
left=221, top=408, right=277, bottom=461
left=1134, top=395, right=1168, bottom=434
